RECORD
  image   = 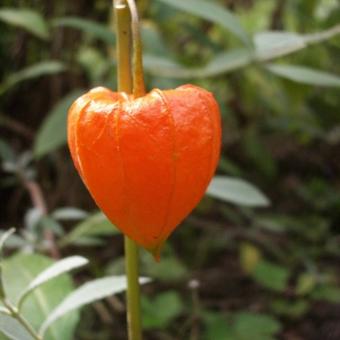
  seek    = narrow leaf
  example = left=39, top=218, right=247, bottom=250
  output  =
left=60, top=211, right=119, bottom=247
left=52, top=17, right=115, bottom=44
left=255, top=31, right=306, bottom=61
left=2, top=254, right=79, bottom=340
left=0, top=8, right=49, bottom=39
left=0, top=61, right=66, bottom=95
left=255, top=26, right=340, bottom=61
left=0, top=314, right=34, bottom=340
left=0, top=228, right=15, bottom=254
left=0, top=231, right=25, bottom=249
left=34, top=90, right=83, bottom=157
left=52, top=207, right=88, bottom=221
left=18, top=256, right=88, bottom=310
left=206, top=176, right=270, bottom=207
left=143, top=55, right=190, bottom=78
left=266, top=64, right=340, bottom=87
left=156, top=0, right=251, bottom=47
left=40, top=276, right=150, bottom=336
left=144, top=49, right=252, bottom=78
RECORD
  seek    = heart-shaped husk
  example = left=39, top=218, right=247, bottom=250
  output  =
left=68, top=85, right=221, bottom=259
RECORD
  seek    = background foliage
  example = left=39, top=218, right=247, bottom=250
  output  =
left=0, top=0, right=340, bottom=339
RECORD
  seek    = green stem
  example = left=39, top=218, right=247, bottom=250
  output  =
left=114, top=0, right=133, bottom=92
left=3, top=299, right=42, bottom=340
left=126, top=0, right=146, bottom=98
left=114, top=1, right=142, bottom=340
left=124, top=237, right=142, bottom=340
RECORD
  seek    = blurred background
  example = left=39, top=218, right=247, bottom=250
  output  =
left=0, top=0, right=340, bottom=339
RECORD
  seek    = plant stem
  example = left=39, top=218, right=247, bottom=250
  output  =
left=124, top=237, right=142, bottom=340
left=114, top=1, right=142, bottom=340
left=126, top=0, right=146, bottom=98
left=3, top=299, right=42, bottom=340
left=114, top=0, right=132, bottom=93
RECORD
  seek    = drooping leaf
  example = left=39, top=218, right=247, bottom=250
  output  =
left=0, top=61, right=66, bottom=95
left=0, top=8, right=49, bottom=39
left=0, top=314, right=34, bottom=340
left=40, top=276, right=150, bottom=336
left=255, top=31, right=306, bottom=61
left=34, top=90, right=83, bottom=157
left=2, top=254, right=79, bottom=340
left=196, top=49, right=253, bottom=77
left=143, top=49, right=252, bottom=78
left=52, top=17, right=115, bottom=44
left=155, top=0, right=252, bottom=47
left=142, top=25, right=340, bottom=79
left=206, top=176, right=270, bottom=207
left=60, top=211, right=119, bottom=247
left=255, top=26, right=340, bottom=61
left=17, top=256, right=88, bottom=310
left=266, top=64, right=340, bottom=87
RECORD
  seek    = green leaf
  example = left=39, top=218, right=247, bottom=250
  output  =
left=198, top=49, right=253, bottom=76
left=295, top=273, right=316, bottom=296
left=266, top=64, right=340, bottom=87
left=141, top=249, right=188, bottom=282
left=311, top=284, right=340, bottom=303
left=254, top=31, right=306, bottom=61
left=0, top=8, right=49, bottom=39
left=155, top=0, right=251, bottom=47
left=60, top=211, right=119, bottom=247
left=34, top=90, right=83, bottom=158
left=40, top=275, right=150, bottom=336
left=51, top=208, right=88, bottom=221
left=233, top=312, right=281, bottom=340
left=0, top=228, right=15, bottom=255
left=52, top=17, right=115, bottom=44
left=76, top=47, right=109, bottom=82
left=142, top=26, right=340, bottom=79
left=143, top=54, right=189, bottom=78
left=2, top=253, right=79, bottom=340
left=255, top=26, right=340, bottom=61
left=17, top=256, right=88, bottom=310
left=142, top=291, right=183, bottom=329
left=203, top=313, right=233, bottom=340
left=144, top=49, right=252, bottom=78
left=239, top=242, right=262, bottom=274
left=0, top=314, right=34, bottom=340
left=252, top=260, right=289, bottom=292
left=0, top=231, right=25, bottom=249
left=271, top=299, right=309, bottom=318
left=0, top=61, right=66, bottom=95
left=206, top=176, right=270, bottom=207
left=141, top=23, right=170, bottom=56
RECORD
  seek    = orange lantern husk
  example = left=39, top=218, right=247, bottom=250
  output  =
left=68, top=84, right=221, bottom=259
